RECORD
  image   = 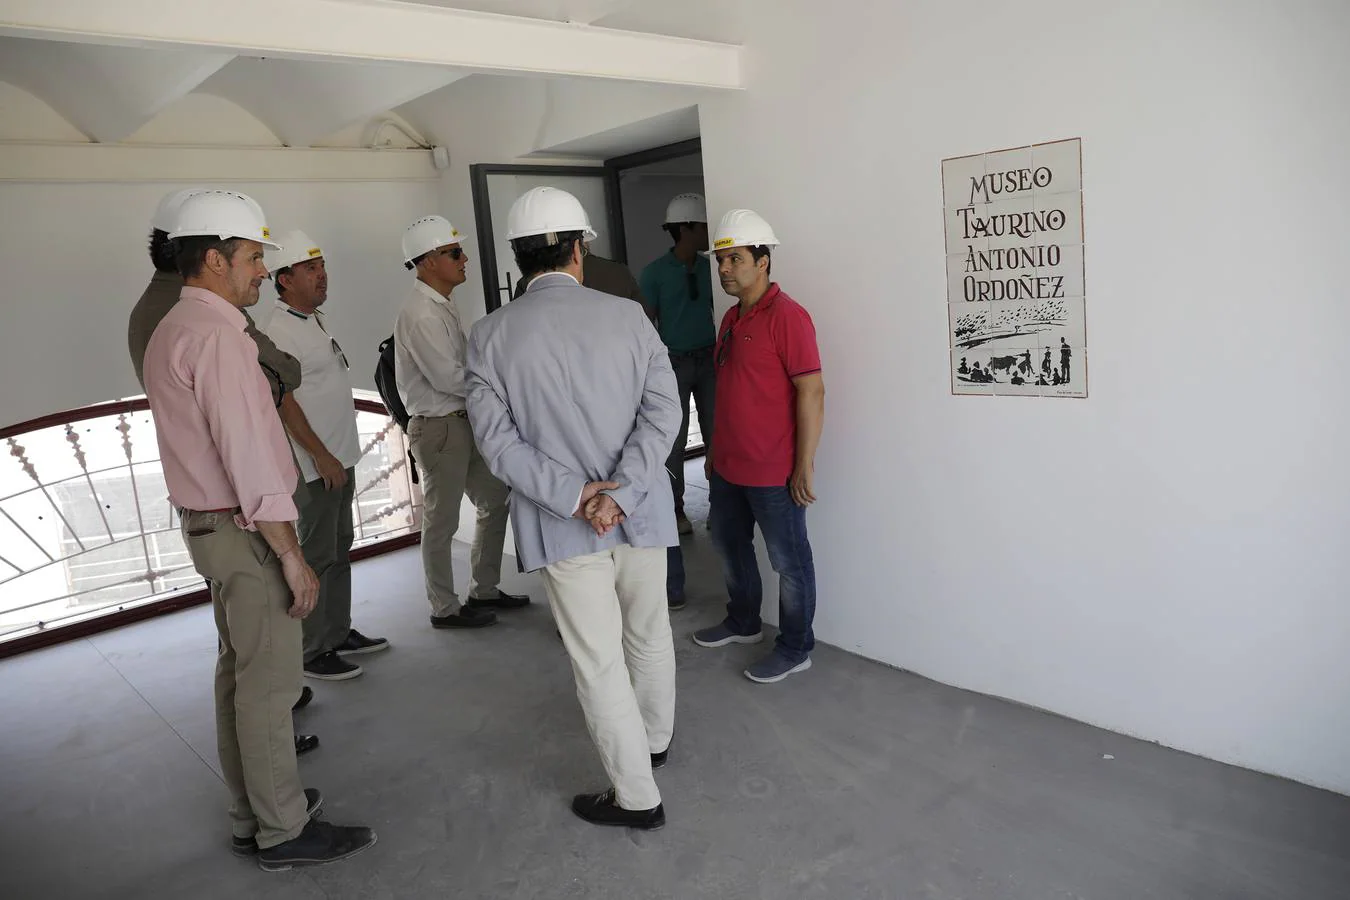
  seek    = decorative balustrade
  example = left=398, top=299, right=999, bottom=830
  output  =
left=0, top=395, right=419, bottom=649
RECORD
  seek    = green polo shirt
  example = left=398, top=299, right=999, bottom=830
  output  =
left=639, top=251, right=716, bottom=353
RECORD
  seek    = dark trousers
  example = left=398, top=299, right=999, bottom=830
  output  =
left=668, top=349, right=716, bottom=512
left=296, top=469, right=356, bottom=663
left=708, top=472, right=817, bottom=663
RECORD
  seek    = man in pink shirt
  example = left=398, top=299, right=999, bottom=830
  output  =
left=143, top=190, right=376, bottom=870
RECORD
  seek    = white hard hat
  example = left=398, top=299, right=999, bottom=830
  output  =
left=402, top=215, right=464, bottom=265
left=267, top=229, right=324, bottom=273
left=705, top=209, right=780, bottom=256
left=505, top=187, right=598, bottom=243
left=151, top=187, right=209, bottom=233
left=664, top=193, right=707, bottom=225
left=168, top=190, right=280, bottom=249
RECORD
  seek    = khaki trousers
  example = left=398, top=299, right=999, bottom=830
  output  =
left=295, top=469, right=356, bottom=663
left=408, top=413, right=510, bottom=617
left=181, top=509, right=308, bottom=849
left=541, top=545, right=674, bottom=811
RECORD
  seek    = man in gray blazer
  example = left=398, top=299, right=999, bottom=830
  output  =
left=465, top=187, right=681, bottom=831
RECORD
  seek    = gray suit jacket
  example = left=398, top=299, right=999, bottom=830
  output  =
left=465, top=271, right=681, bottom=572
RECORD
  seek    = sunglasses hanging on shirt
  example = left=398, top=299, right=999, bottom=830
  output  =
left=329, top=337, right=349, bottom=370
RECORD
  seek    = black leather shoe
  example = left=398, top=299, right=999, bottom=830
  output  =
left=295, top=734, right=319, bottom=756
left=651, top=747, right=669, bottom=770
left=466, top=590, right=530, bottom=610
left=430, top=607, right=498, bottom=629
left=571, top=789, right=665, bottom=830
left=257, top=818, right=377, bottom=872
left=292, top=686, right=313, bottom=712
left=334, top=629, right=390, bottom=655
left=232, top=789, right=324, bottom=856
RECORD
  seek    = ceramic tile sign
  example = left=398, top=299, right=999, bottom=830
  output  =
left=943, top=138, right=1087, bottom=398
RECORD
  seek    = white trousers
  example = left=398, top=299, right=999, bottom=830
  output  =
left=541, top=544, right=675, bottom=811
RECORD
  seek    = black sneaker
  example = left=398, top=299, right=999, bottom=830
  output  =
left=667, top=592, right=687, bottom=611
left=334, top=629, right=389, bottom=656
left=295, top=734, right=319, bottom=756
left=303, top=651, right=363, bottom=681
left=571, top=789, right=665, bottom=830
left=651, top=747, right=669, bottom=770
left=231, top=789, right=324, bottom=856
left=466, top=590, right=530, bottom=610
left=291, top=686, right=313, bottom=711
left=430, top=607, right=498, bottom=629
left=256, top=818, right=377, bottom=872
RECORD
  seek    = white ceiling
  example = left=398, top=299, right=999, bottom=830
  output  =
left=530, top=106, right=700, bottom=159
left=197, top=58, right=468, bottom=148
left=0, top=1, right=741, bottom=150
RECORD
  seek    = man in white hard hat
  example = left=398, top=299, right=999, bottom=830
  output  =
left=128, top=187, right=323, bottom=734
left=395, top=215, right=527, bottom=630
left=130, top=189, right=302, bottom=405
left=465, top=186, right=681, bottom=830
left=142, top=190, right=376, bottom=869
left=692, top=210, right=826, bottom=685
left=264, top=230, right=390, bottom=683
left=639, top=193, right=716, bottom=538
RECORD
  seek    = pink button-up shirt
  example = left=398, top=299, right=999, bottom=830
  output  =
left=143, top=286, right=299, bottom=529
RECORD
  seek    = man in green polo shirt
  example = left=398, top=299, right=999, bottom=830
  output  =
left=638, top=193, right=716, bottom=535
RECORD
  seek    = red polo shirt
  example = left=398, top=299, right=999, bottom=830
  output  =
left=711, top=284, right=822, bottom=487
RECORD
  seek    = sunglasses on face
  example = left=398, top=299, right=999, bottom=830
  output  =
left=440, top=248, right=464, bottom=261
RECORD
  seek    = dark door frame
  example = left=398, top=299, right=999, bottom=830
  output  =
left=605, top=137, right=701, bottom=173
left=470, top=163, right=623, bottom=313
left=469, top=140, right=704, bottom=314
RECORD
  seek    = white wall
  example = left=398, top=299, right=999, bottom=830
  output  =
left=0, top=85, right=443, bottom=429
left=696, top=0, right=1350, bottom=793
left=0, top=173, right=438, bottom=428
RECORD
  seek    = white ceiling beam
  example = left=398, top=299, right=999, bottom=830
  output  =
left=0, top=142, right=438, bottom=183
left=0, top=0, right=743, bottom=90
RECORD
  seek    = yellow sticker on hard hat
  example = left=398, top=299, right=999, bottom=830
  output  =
left=714, top=237, right=736, bottom=249
left=307, top=247, right=322, bottom=257
left=261, top=227, right=271, bottom=238
left=452, top=230, right=461, bottom=238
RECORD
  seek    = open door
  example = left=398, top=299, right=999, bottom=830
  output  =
left=469, top=164, right=624, bottom=313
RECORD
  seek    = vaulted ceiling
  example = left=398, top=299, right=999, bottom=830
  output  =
left=0, top=0, right=744, bottom=148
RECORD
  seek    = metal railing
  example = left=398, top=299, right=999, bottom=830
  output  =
left=0, top=396, right=419, bottom=648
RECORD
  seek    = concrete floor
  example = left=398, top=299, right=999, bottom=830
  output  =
left=3, top=474, right=1350, bottom=899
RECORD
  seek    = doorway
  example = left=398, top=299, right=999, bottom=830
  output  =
left=467, top=140, right=708, bottom=455
left=469, top=164, right=622, bottom=313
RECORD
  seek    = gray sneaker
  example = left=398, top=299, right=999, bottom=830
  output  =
left=692, top=623, right=763, bottom=648
left=744, top=654, right=812, bottom=684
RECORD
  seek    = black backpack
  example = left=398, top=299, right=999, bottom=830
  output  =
left=374, top=335, right=418, bottom=483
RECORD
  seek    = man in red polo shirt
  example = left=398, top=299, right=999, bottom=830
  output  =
left=692, top=210, right=826, bottom=683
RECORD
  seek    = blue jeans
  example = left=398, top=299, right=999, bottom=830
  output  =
left=709, top=472, right=816, bottom=662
